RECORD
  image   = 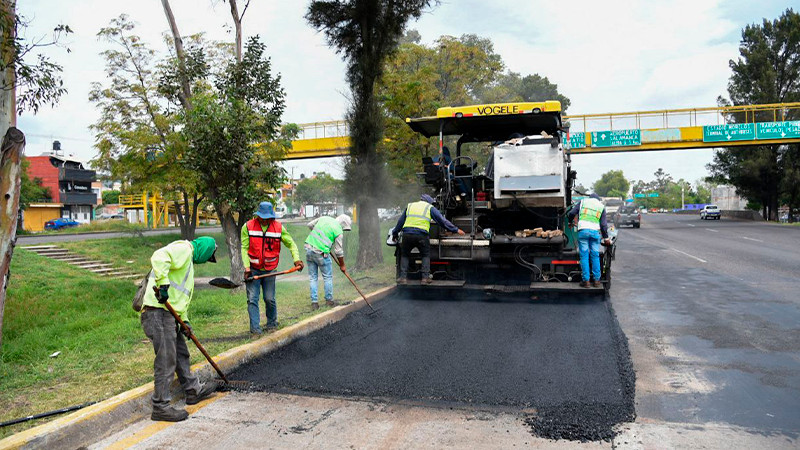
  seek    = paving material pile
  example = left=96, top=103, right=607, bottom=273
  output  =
left=231, top=294, right=635, bottom=441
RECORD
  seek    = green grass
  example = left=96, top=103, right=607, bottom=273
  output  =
left=0, top=221, right=396, bottom=438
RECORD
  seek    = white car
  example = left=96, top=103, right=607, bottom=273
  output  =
left=700, top=205, right=721, bottom=220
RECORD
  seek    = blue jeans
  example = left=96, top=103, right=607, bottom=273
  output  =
left=306, top=248, right=333, bottom=303
left=578, top=229, right=601, bottom=282
left=246, top=268, right=277, bottom=333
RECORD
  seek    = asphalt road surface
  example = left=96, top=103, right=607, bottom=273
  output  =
left=612, top=213, right=800, bottom=433
left=91, top=213, right=800, bottom=448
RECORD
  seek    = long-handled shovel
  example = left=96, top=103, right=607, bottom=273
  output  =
left=330, top=253, right=378, bottom=315
left=154, top=287, right=250, bottom=389
left=208, top=265, right=301, bottom=289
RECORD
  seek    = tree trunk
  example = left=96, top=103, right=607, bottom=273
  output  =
left=214, top=201, right=245, bottom=284
left=0, top=127, right=25, bottom=349
left=160, top=0, right=192, bottom=110
left=227, top=0, right=244, bottom=62
left=355, top=196, right=382, bottom=269
left=174, top=191, right=201, bottom=240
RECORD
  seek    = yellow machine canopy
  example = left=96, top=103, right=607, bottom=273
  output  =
left=405, top=101, right=563, bottom=142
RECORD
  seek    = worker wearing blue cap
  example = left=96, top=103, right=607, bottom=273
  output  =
left=240, top=201, right=302, bottom=334
left=393, top=194, right=465, bottom=285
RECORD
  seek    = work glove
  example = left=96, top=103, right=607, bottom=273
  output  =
left=154, top=285, right=170, bottom=303
left=244, top=269, right=252, bottom=282
left=457, top=229, right=466, bottom=236
left=179, top=321, right=193, bottom=339
left=294, top=260, right=304, bottom=272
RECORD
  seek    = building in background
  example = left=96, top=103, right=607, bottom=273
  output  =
left=711, top=185, right=748, bottom=211
left=25, top=141, right=97, bottom=226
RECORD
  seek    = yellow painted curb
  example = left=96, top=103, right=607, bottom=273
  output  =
left=0, top=285, right=396, bottom=450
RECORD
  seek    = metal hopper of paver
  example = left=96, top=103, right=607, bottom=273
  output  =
left=400, top=101, right=617, bottom=296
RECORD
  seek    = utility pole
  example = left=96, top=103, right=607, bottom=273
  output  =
left=681, top=183, right=685, bottom=210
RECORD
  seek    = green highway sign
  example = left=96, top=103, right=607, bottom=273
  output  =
left=756, top=120, right=800, bottom=140
left=647, top=193, right=659, bottom=197
left=625, top=199, right=634, bottom=202
left=702, top=123, right=755, bottom=142
left=634, top=193, right=645, bottom=198
left=562, top=132, right=586, bottom=149
left=591, top=129, right=641, bottom=148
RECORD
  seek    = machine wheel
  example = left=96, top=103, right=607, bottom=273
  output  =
left=633, top=223, right=640, bottom=229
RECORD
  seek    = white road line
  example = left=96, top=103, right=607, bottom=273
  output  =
left=742, top=236, right=763, bottom=243
left=687, top=224, right=696, bottom=227
left=670, top=248, right=708, bottom=263
left=705, top=228, right=719, bottom=233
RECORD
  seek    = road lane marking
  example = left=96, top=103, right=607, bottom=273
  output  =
left=742, top=236, right=763, bottom=242
left=670, top=248, right=707, bottom=263
left=687, top=224, right=696, bottom=227
left=705, top=228, right=718, bottom=232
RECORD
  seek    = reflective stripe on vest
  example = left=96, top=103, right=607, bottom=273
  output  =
left=403, top=201, right=433, bottom=232
left=305, top=216, right=342, bottom=253
left=578, top=198, right=604, bottom=231
left=247, top=218, right=282, bottom=271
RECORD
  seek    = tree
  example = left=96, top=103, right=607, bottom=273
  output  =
left=19, top=157, right=51, bottom=209
left=183, top=37, right=291, bottom=283
left=1, top=0, right=70, bottom=348
left=592, top=170, right=630, bottom=198
left=708, top=8, right=800, bottom=220
left=294, top=172, right=344, bottom=206
left=307, top=0, right=434, bottom=269
left=102, top=189, right=120, bottom=205
left=477, top=72, right=571, bottom=111
left=90, top=16, right=206, bottom=240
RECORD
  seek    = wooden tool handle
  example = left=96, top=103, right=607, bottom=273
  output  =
left=163, top=301, right=229, bottom=384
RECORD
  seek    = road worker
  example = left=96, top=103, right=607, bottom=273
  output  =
left=567, top=193, right=611, bottom=288
left=241, top=201, right=303, bottom=335
left=141, top=236, right=219, bottom=422
left=305, top=214, right=352, bottom=309
left=393, top=194, right=465, bottom=284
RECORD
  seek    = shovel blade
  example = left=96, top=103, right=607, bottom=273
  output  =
left=209, top=277, right=241, bottom=289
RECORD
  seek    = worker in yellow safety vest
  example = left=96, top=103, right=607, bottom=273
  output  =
left=567, top=193, right=611, bottom=288
left=305, top=214, right=352, bottom=309
left=140, top=236, right=218, bottom=422
left=392, top=194, right=465, bottom=284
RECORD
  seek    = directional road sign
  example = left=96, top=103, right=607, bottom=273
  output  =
left=756, top=120, right=800, bottom=140
left=633, top=193, right=645, bottom=198
left=703, top=123, right=755, bottom=142
left=591, top=129, right=641, bottom=148
left=647, top=192, right=659, bottom=198
left=562, top=132, right=586, bottom=149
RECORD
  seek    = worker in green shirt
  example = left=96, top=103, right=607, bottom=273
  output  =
left=241, top=202, right=303, bottom=335
left=141, top=236, right=218, bottom=422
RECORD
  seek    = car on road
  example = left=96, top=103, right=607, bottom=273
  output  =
left=700, top=205, right=721, bottom=220
left=44, top=218, right=80, bottom=230
left=614, top=205, right=641, bottom=228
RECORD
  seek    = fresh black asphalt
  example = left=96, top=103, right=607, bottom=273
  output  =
left=231, top=293, right=636, bottom=441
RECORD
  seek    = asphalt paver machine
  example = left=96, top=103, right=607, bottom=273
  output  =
left=396, top=101, right=617, bottom=296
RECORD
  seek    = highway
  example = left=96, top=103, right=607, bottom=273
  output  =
left=91, top=214, right=800, bottom=448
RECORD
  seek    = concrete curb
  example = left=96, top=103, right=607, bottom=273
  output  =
left=0, top=285, right=396, bottom=450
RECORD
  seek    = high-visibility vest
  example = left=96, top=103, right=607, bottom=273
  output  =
left=403, top=201, right=433, bottom=232
left=141, top=240, right=195, bottom=321
left=305, top=216, right=343, bottom=253
left=246, top=218, right=283, bottom=271
left=578, top=198, right=604, bottom=231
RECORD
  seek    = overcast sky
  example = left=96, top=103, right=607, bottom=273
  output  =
left=16, top=0, right=793, bottom=189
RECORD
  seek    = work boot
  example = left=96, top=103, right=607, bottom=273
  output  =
left=592, top=280, right=602, bottom=288
left=311, top=302, right=320, bottom=311
left=421, top=277, right=433, bottom=285
left=579, top=280, right=590, bottom=288
left=266, top=323, right=279, bottom=332
left=151, top=406, right=188, bottom=422
left=325, top=299, right=338, bottom=307
left=185, top=382, right=218, bottom=405
left=396, top=277, right=407, bottom=285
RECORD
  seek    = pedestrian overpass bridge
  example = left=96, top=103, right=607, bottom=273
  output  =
left=288, top=102, right=800, bottom=159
